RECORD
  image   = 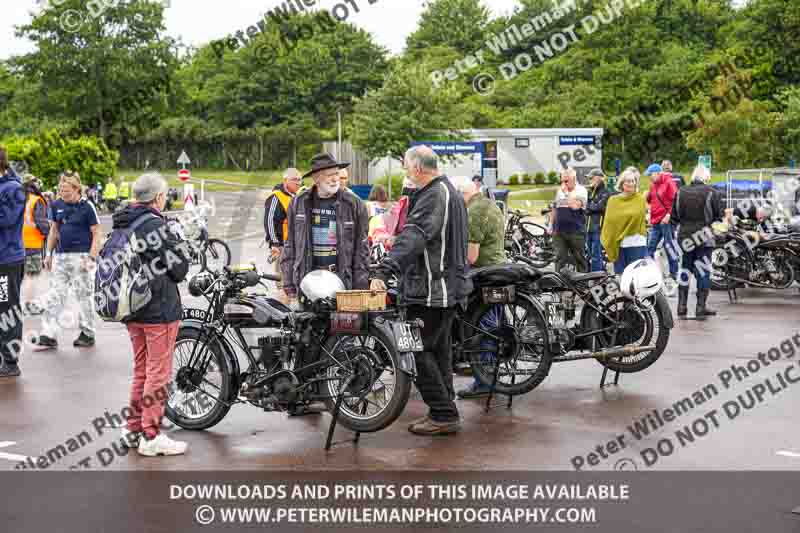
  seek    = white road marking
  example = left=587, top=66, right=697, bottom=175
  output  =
left=776, top=450, right=800, bottom=458
left=0, top=441, right=29, bottom=462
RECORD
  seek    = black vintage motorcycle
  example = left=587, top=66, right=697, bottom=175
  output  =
left=164, top=265, right=418, bottom=443
left=505, top=208, right=556, bottom=268
left=710, top=218, right=800, bottom=293
left=453, top=261, right=673, bottom=400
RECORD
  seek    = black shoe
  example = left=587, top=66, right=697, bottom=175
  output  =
left=457, top=383, right=491, bottom=399
left=35, top=335, right=58, bottom=349
left=696, top=289, right=717, bottom=319
left=73, top=333, right=95, bottom=347
left=0, top=362, right=20, bottom=378
left=677, top=287, right=689, bottom=318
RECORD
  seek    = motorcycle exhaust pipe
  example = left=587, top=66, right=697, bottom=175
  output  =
left=591, top=344, right=657, bottom=360
left=720, top=275, right=785, bottom=289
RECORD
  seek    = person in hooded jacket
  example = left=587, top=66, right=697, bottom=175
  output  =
left=0, top=147, right=26, bottom=378
left=113, top=173, right=191, bottom=457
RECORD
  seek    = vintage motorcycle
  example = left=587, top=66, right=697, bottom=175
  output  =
left=710, top=218, right=800, bottom=292
left=164, top=265, right=418, bottom=438
left=453, top=258, right=673, bottom=398
left=505, top=208, right=556, bottom=268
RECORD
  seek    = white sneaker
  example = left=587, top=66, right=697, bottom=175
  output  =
left=137, top=433, right=188, bottom=457
left=120, top=427, right=141, bottom=448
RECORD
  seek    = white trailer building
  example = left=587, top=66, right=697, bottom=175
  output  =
left=367, top=127, right=604, bottom=187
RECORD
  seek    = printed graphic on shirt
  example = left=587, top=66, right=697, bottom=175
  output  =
left=0, top=275, right=7, bottom=303
left=311, top=204, right=337, bottom=269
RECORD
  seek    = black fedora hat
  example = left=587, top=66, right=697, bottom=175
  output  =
left=303, top=153, right=350, bottom=179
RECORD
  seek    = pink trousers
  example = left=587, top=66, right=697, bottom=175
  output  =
left=126, top=321, right=180, bottom=439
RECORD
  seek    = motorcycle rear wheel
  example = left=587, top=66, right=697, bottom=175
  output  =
left=322, top=326, right=411, bottom=433
left=589, top=297, right=670, bottom=373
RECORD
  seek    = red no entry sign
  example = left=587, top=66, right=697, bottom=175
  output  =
left=178, top=169, right=191, bottom=182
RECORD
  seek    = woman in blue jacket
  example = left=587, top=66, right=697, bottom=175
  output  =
left=0, top=147, right=27, bottom=378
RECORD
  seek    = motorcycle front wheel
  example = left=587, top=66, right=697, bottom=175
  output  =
left=464, top=300, right=553, bottom=396
left=322, top=325, right=411, bottom=433
left=164, top=327, right=234, bottom=430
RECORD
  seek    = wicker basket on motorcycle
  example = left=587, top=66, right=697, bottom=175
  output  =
left=336, top=290, right=387, bottom=312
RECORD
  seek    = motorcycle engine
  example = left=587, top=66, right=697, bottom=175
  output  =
left=257, top=333, right=292, bottom=371
left=538, top=293, right=576, bottom=353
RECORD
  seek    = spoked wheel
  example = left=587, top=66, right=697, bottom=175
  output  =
left=202, top=238, right=231, bottom=274
left=588, top=297, right=670, bottom=373
left=464, top=300, right=553, bottom=396
left=164, top=327, right=233, bottom=430
left=521, top=223, right=555, bottom=268
left=322, top=326, right=411, bottom=433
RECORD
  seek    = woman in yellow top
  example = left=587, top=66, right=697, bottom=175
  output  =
left=601, top=167, right=648, bottom=274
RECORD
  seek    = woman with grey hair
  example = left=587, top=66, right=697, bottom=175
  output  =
left=113, top=173, right=191, bottom=456
left=600, top=167, right=649, bottom=274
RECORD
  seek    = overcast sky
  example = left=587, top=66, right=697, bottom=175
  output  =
left=0, top=0, right=524, bottom=60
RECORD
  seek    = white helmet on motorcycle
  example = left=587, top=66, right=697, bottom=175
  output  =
left=300, top=270, right=345, bottom=302
left=620, top=258, right=663, bottom=299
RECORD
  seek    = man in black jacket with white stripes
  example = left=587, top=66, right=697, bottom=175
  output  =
left=371, top=145, right=472, bottom=436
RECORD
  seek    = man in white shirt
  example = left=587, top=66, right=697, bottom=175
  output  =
left=550, top=167, right=589, bottom=272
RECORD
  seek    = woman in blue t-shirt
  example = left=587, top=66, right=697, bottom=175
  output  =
left=36, top=172, right=101, bottom=350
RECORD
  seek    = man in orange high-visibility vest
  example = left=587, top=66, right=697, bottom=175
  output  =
left=21, top=176, right=49, bottom=315
left=264, top=168, right=302, bottom=278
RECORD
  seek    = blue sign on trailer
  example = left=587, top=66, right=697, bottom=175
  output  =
left=559, top=136, right=596, bottom=146
left=411, top=141, right=483, bottom=155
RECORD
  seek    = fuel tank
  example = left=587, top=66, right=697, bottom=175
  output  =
left=223, top=295, right=291, bottom=327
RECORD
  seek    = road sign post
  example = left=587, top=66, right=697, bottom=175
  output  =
left=177, top=150, right=191, bottom=183
left=183, top=184, right=195, bottom=210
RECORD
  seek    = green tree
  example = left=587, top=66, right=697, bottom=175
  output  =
left=350, top=60, right=467, bottom=162
left=777, top=87, right=800, bottom=162
left=13, top=0, right=177, bottom=142
left=722, top=0, right=800, bottom=99
left=2, top=130, right=119, bottom=188
left=686, top=98, right=781, bottom=169
left=406, top=0, right=491, bottom=56
left=181, top=12, right=388, bottom=131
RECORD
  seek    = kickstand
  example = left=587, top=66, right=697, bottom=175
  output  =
left=727, top=285, right=738, bottom=303
left=484, top=359, right=500, bottom=413
left=599, top=362, right=621, bottom=388
left=599, top=327, right=621, bottom=389
left=484, top=361, right=514, bottom=413
left=324, top=375, right=362, bottom=451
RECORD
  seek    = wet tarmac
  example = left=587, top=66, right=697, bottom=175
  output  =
left=2, top=193, right=799, bottom=472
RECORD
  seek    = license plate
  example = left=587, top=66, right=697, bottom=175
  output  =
left=482, top=285, right=515, bottom=304
left=183, top=308, right=207, bottom=321
left=391, top=322, right=424, bottom=353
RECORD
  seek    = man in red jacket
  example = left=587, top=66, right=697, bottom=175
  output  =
left=646, top=169, right=679, bottom=280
